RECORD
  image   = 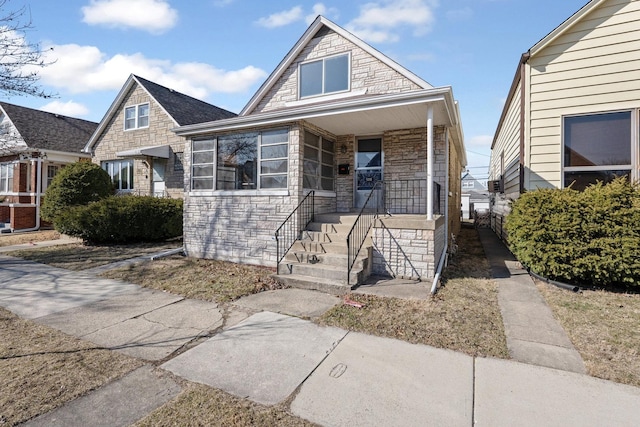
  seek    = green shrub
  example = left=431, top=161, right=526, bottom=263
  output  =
left=506, top=178, right=640, bottom=289
left=56, top=196, right=183, bottom=243
left=41, top=162, right=113, bottom=224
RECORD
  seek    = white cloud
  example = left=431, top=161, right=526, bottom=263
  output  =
left=256, top=6, right=303, bottom=28
left=468, top=134, right=493, bottom=148
left=305, top=3, right=339, bottom=25
left=81, top=0, right=178, bottom=34
left=32, top=43, right=267, bottom=98
left=446, top=7, right=473, bottom=22
left=346, top=0, right=437, bottom=43
left=40, top=100, right=90, bottom=117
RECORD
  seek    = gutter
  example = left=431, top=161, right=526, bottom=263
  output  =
left=431, top=128, right=450, bottom=294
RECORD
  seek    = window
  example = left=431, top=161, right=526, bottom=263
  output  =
left=563, top=111, right=632, bottom=190
left=46, top=165, right=59, bottom=189
left=299, top=53, right=349, bottom=98
left=462, top=181, right=474, bottom=189
left=303, top=130, right=335, bottom=191
left=0, top=162, right=14, bottom=193
left=102, top=160, right=134, bottom=191
left=191, top=128, right=288, bottom=191
left=124, top=103, right=149, bottom=130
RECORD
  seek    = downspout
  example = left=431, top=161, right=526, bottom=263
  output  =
left=431, top=128, right=450, bottom=294
left=12, top=157, right=42, bottom=233
left=426, top=106, right=434, bottom=220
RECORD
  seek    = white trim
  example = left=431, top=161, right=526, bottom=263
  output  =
left=188, top=190, right=289, bottom=197
left=124, top=102, right=150, bottom=131
left=286, top=89, right=367, bottom=108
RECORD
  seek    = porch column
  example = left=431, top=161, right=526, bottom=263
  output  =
left=426, top=105, right=434, bottom=220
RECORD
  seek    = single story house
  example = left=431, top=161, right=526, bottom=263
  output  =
left=173, top=16, right=466, bottom=293
left=0, top=102, right=96, bottom=232
left=489, top=0, right=640, bottom=239
left=83, top=74, right=236, bottom=198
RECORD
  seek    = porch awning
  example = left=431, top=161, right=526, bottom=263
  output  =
left=116, top=144, right=171, bottom=159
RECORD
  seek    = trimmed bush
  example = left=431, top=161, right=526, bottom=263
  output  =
left=56, top=196, right=183, bottom=243
left=41, top=162, right=113, bottom=224
left=506, top=178, right=640, bottom=289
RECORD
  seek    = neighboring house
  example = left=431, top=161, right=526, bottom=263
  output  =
left=173, top=16, right=466, bottom=292
left=489, top=0, right=640, bottom=239
left=0, top=102, right=96, bottom=232
left=84, top=74, right=236, bottom=198
left=461, top=172, right=489, bottom=219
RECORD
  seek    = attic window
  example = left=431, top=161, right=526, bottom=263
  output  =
left=299, top=53, right=349, bottom=98
left=124, top=103, right=149, bottom=130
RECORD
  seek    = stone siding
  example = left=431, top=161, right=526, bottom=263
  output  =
left=371, top=215, right=446, bottom=280
left=91, top=84, right=186, bottom=198
left=255, top=29, right=422, bottom=113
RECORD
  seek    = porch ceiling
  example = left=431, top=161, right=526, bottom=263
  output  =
left=302, top=100, right=451, bottom=136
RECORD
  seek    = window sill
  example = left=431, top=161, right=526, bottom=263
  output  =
left=188, top=189, right=290, bottom=197
left=305, top=190, right=336, bottom=198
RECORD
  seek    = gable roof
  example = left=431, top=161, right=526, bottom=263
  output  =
left=84, top=74, right=237, bottom=152
left=240, top=15, right=433, bottom=116
left=0, top=102, right=98, bottom=153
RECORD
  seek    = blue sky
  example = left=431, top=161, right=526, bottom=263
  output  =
left=10, top=0, right=590, bottom=179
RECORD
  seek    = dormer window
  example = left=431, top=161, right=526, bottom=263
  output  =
left=299, top=53, right=349, bottom=98
left=124, top=103, right=149, bottom=130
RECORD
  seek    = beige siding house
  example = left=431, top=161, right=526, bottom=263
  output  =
left=84, top=75, right=235, bottom=198
left=490, top=0, right=640, bottom=238
left=175, top=17, right=466, bottom=294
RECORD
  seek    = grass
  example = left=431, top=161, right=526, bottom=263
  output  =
left=318, top=226, right=510, bottom=359
left=134, top=383, right=316, bottom=427
left=0, top=307, right=143, bottom=426
left=5, top=241, right=181, bottom=271
left=536, top=281, right=640, bottom=387
left=101, top=257, right=284, bottom=302
left=0, top=229, right=60, bottom=247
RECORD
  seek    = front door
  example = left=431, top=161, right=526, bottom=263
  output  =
left=354, top=137, right=383, bottom=210
left=152, top=159, right=166, bottom=197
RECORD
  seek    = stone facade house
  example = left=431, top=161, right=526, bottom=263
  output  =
left=174, top=17, right=466, bottom=293
left=0, top=102, right=96, bottom=232
left=84, top=74, right=236, bottom=198
left=490, top=0, right=640, bottom=239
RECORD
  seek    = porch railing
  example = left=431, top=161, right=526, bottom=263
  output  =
left=275, top=191, right=315, bottom=270
left=346, top=181, right=382, bottom=286
left=384, top=179, right=440, bottom=215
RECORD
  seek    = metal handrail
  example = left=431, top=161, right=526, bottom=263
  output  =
left=275, top=191, right=315, bottom=270
left=346, top=181, right=382, bottom=286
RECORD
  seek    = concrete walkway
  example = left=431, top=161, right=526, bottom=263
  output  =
left=1, top=247, right=639, bottom=425
left=0, top=235, right=82, bottom=253
left=478, top=228, right=586, bottom=373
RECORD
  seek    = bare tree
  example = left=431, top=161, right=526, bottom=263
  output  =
left=0, top=0, right=53, bottom=99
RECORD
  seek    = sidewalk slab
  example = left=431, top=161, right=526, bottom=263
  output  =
left=477, top=229, right=586, bottom=374
left=233, top=288, right=340, bottom=318
left=0, top=256, right=139, bottom=319
left=474, top=357, right=640, bottom=427
left=24, top=365, right=181, bottom=427
left=291, top=332, right=474, bottom=427
left=0, top=237, right=81, bottom=253
left=161, top=311, right=347, bottom=405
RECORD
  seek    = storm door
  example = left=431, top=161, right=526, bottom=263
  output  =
left=354, top=137, right=383, bottom=210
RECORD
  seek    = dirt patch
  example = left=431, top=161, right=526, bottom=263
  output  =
left=133, top=383, right=317, bottom=427
left=536, top=281, right=640, bottom=387
left=0, top=307, right=142, bottom=426
left=5, top=241, right=181, bottom=271
left=318, top=227, right=509, bottom=358
left=0, top=230, right=60, bottom=247
left=101, top=257, right=284, bottom=303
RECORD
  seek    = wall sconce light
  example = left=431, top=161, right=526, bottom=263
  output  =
left=340, top=144, right=347, bottom=154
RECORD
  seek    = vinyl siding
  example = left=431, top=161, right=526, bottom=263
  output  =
left=528, top=0, right=640, bottom=188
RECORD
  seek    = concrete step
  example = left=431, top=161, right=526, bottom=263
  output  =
left=278, top=262, right=363, bottom=285
left=313, top=213, right=360, bottom=225
left=300, top=230, right=335, bottom=243
left=285, top=251, right=369, bottom=269
left=273, top=274, right=355, bottom=295
left=307, top=222, right=354, bottom=235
